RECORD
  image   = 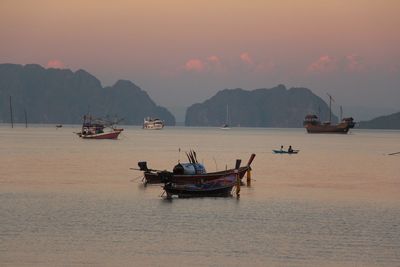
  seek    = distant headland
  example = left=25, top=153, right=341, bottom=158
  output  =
left=1, top=63, right=399, bottom=129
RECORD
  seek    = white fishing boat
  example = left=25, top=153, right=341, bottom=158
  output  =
left=143, top=117, right=164, bottom=130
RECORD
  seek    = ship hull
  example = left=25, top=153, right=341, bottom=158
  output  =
left=79, top=130, right=123, bottom=139
left=144, top=166, right=250, bottom=184
left=163, top=175, right=236, bottom=198
left=305, top=124, right=350, bottom=134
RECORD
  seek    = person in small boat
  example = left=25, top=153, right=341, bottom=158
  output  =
left=288, top=145, right=293, bottom=153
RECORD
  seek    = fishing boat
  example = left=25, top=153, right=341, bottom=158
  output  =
left=163, top=173, right=237, bottom=198
left=136, top=151, right=256, bottom=185
left=303, top=94, right=355, bottom=134
left=272, top=149, right=299, bottom=154
left=76, top=115, right=123, bottom=139
left=143, top=117, right=164, bottom=130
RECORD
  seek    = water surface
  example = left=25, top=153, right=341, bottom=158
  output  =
left=0, top=126, right=399, bottom=266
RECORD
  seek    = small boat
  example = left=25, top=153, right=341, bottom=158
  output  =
left=143, top=117, right=164, bottom=130
left=220, top=123, right=230, bottom=130
left=272, top=150, right=299, bottom=154
left=76, top=115, right=123, bottom=139
left=163, top=173, right=237, bottom=198
left=220, top=105, right=231, bottom=130
left=136, top=151, right=255, bottom=185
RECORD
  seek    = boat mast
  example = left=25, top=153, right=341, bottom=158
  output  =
left=24, top=108, right=28, bottom=128
left=327, top=93, right=334, bottom=123
left=226, top=104, right=229, bottom=125
left=340, top=105, right=343, bottom=121
left=9, top=96, right=14, bottom=128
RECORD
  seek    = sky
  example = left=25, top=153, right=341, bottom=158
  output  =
left=1, top=0, right=399, bottom=120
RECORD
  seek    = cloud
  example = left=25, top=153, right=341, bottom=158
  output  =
left=240, top=52, right=275, bottom=73
left=240, top=52, right=253, bottom=65
left=180, top=53, right=275, bottom=75
left=46, top=59, right=65, bottom=69
left=307, top=55, right=337, bottom=73
left=345, top=54, right=365, bottom=72
left=184, top=59, right=205, bottom=72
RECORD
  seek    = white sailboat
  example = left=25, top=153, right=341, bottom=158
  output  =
left=220, top=105, right=230, bottom=130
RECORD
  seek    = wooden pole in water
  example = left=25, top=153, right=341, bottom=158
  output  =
left=9, top=96, right=13, bottom=128
left=24, top=108, right=28, bottom=128
left=246, top=168, right=251, bottom=187
left=235, top=159, right=241, bottom=198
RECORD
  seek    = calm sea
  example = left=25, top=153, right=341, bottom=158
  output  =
left=0, top=125, right=399, bottom=266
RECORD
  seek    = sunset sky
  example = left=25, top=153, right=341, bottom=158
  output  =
left=1, top=0, right=399, bottom=119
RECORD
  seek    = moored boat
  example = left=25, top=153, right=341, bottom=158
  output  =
left=303, top=115, right=353, bottom=134
left=76, top=115, right=123, bottom=139
left=163, top=173, right=236, bottom=198
left=272, top=150, right=299, bottom=154
left=136, top=151, right=256, bottom=185
left=143, top=117, right=164, bottom=130
left=303, top=94, right=355, bottom=134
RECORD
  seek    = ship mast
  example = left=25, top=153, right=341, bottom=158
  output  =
left=9, top=96, right=14, bottom=128
left=340, top=105, right=343, bottom=121
left=327, top=93, right=335, bottom=123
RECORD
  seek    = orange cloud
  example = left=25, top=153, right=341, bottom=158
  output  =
left=46, top=59, right=65, bottom=69
left=184, top=59, right=205, bottom=72
left=307, top=55, right=337, bottom=73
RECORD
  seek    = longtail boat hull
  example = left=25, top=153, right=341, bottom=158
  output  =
left=144, top=165, right=249, bottom=184
left=80, top=130, right=123, bottom=139
left=164, top=174, right=236, bottom=198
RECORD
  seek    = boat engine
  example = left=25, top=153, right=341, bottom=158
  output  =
left=173, top=163, right=206, bottom=175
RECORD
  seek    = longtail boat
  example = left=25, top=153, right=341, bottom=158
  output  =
left=136, top=151, right=256, bottom=185
left=163, top=173, right=237, bottom=198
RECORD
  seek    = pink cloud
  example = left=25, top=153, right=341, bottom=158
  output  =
left=307, top=55, right=337, bottom=73
left=207, top=55, right=220, bottom=64
left=240, top=52, right=253, bottom=65
left=345, top=54, right=365, bottom=72
left=239, top=52, right=275, bottom=73
left=46, top=59, right=65, bottom=69
left=184, top=59, right=205, bottom=72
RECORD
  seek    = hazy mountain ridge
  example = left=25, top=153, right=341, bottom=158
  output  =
left=185, top=85, right=337, bottom=127
left=358, top=112, right=400, bottom=129
left=0, top=64, right=175, bottom=125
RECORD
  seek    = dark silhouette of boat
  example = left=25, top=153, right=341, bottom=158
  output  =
left=136, top=151, right=255, bottom=185
left=303, top=94, right=355, bottom=134
left=162, top=173, right=237, bottom=198
left=272, top=149, right=299, bottom=154
left=303, top=114, right=354, bottom=134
